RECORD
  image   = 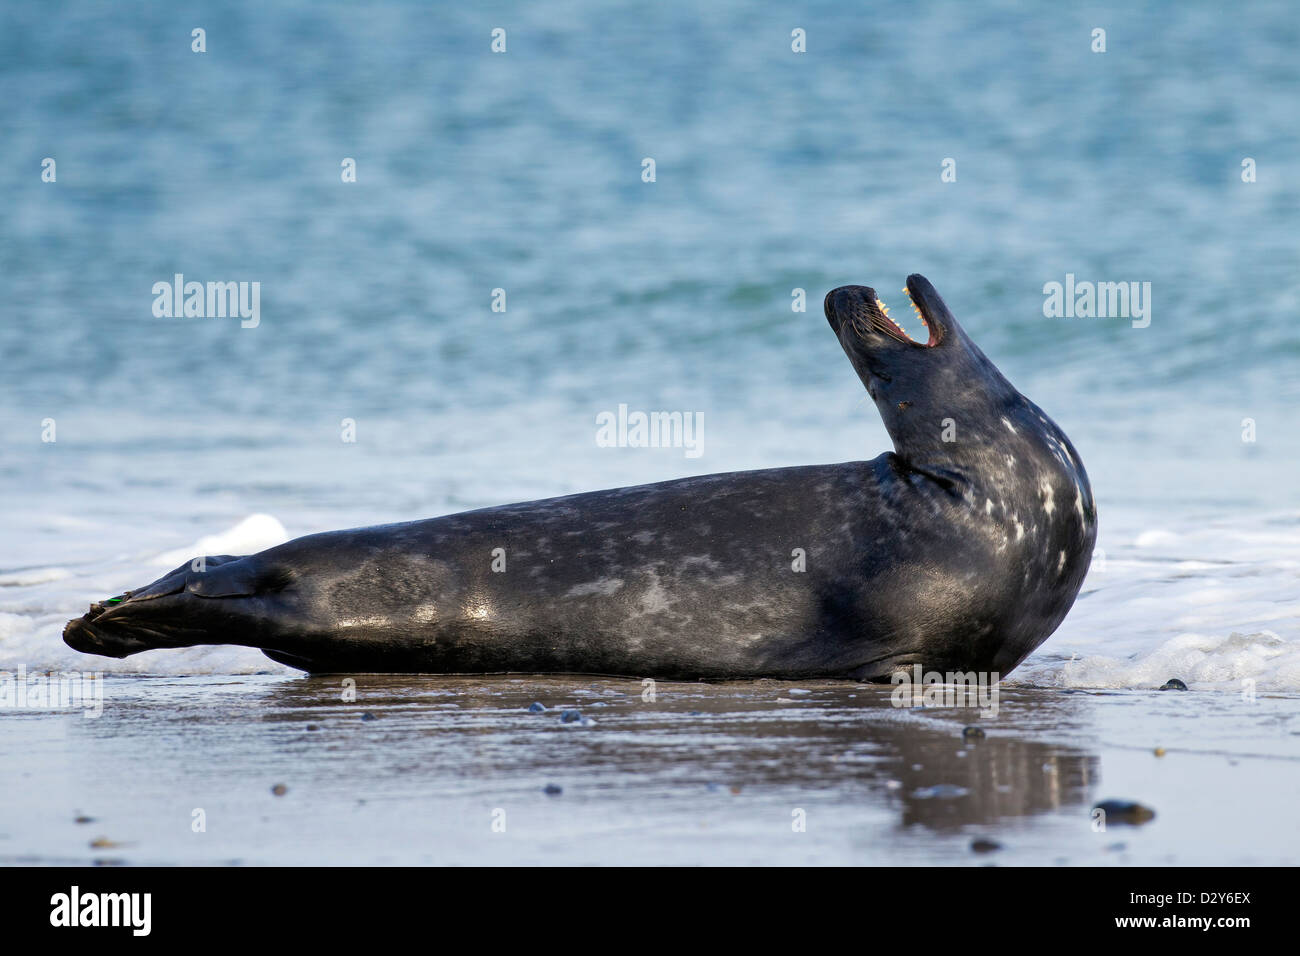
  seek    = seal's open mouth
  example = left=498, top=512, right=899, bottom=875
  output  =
left=825, top=276, right=945, bottom=348
left=883, top=279, right=943, bottom=347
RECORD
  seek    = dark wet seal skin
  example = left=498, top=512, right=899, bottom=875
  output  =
left=63, top=274, right=1097, bottom=681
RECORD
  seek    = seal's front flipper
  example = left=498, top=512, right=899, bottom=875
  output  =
left=260, top=648, right=330, bottom=672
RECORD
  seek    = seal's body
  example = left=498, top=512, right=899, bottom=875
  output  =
left=64, top=275, right=1096, bottom=679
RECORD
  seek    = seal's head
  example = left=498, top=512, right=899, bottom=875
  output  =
left=825, top=273, right=1017, bottom=464
left=826, top=272, right=1098, bottom=676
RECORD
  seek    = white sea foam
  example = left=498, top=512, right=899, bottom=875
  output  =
left=1014, top=510, right=1300, bottom=691
left=1023, top=630, right=1300, bottom=691
left=150, top=513, right=287, bottom=566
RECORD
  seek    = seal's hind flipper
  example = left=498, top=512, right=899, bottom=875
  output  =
left=63, top=554, right=296, bottom=659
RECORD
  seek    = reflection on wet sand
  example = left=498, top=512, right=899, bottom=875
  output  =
left=245, top=675, right=1097, bottom=833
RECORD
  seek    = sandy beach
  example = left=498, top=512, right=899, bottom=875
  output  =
left=3, top=675, right=1295, bottom=866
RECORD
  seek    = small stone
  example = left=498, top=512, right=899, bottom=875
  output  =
left=560, top=709, right=582, bottom=723
left=528, top=702, right=546, bottom=713
left=306, top=724, right=319, bottom=731
left=970, top=838, right=1002, bottom=853
left=360, top=712, right=379, bottom=721
left=1154, top=747, right=1166, bottom=757
left=89, top=836, right=123, bottom=849
left=543, top=783, right=562, bottom=796
left=74, top=815, right=95, bottom=825
left=913, top=784, right=969, bottom=799
left=1093, top=800, right=1156, bottom=825
left=271, top=784, right=288, bottom=797
left=962, top=726, right=986, bottom=740
left=1160, top=678, right=1188, bottom=691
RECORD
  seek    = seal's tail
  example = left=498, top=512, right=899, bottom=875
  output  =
left=62, top=555, right=287, bottom=658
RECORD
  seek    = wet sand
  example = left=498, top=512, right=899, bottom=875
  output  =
left=2, top=675, right=1297, bottom=865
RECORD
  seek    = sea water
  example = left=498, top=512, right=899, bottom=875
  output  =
left=2, top=0, right=1298, bottom=692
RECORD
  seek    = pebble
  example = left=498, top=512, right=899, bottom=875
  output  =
left=970, top=838, right=1002, bottom=853
left=527, top=702, right=546, bottom=713
left=962, top=726, right=986, bottom=740
left=543, top=783, right=563, bottom=796
left=271, top=784, right=288, bottom=797
left=74, top=815, right=95, bottom=825
left=560, top=709, right=582, bottom=723
left=1154, top=747, right=1166, bottom=757
left=360, top=712, right=379, bottom=721
left=1093, top=800, right=1156, bottom=825
left=913, top=784, right=969, bottom=799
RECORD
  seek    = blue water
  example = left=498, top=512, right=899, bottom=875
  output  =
left=2, top=0, right=1298, bottom=684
